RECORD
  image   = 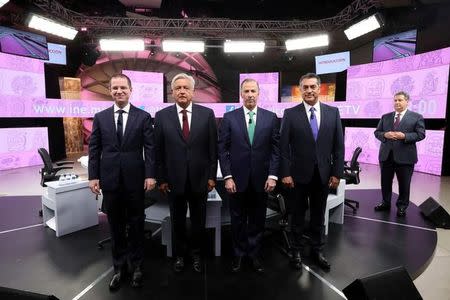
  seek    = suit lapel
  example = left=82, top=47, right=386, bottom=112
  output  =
left=188, top=104, right=199, bottom=143
left=389, top=112, right=396, bottom=130
left=298, top=103, right=315, bottom=142
left=121, top=104, right=137, bottom=145
left=170, top=104, right=184, bottom=141
left=397, top=110, right=409, bottom=130
left=253, top=108, right=265, bottom=146
left=109, top=106, right=120, bottom=147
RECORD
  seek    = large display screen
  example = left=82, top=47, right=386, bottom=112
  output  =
left=0, top=26, right=49, bottom=60
left=344, top=46, right=450, bottom=119
left=373, top=29, right=417, bottom=63
left=0, top=127, right=49, bottom=171
left=345, top=127, right=444, bottom=176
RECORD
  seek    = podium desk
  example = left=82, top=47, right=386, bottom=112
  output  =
left=42, top=180, right=98, bottom=237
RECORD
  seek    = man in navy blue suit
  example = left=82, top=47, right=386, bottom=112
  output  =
left=218, top=78, right=280, bottom=273
left=154, top=73, right=217, bottom=273
left=374, top=91, right=425, bottom=217
left=280, top=73, right=344, bottom=271
left=88, top=74, right=156, bottom=290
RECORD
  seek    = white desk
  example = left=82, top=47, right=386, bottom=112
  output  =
left=145, top=189, right=222, bottom=257
left=324, top=179, right=345, bottom=235
left=42, top=180, right=98, bottom=237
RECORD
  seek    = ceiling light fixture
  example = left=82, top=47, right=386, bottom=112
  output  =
left=285, top=34, right=329, bottom=51
left=162, top=40, right=205, bottom=52
left=27, top=14, right=78, bottom=40
left=223, top=40, right=265, bottom=53
left=344, top=13, right=383, bottom=40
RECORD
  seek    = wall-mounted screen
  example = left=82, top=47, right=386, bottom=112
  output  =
left=46, top=43, right=66, bottom=65
left=0, top=26, right=49, bottom=60
left=373, top=29, right=417, bottom=63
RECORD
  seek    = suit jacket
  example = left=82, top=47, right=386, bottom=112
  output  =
left=88, top=104, right=155, bottom=192
left=218, top=107, right=280, bottom=193
left=280, top=102, right=344, bottom=185
left=374, top=110, right=425, bottom=164
left=154, top=103, right=218, bottom=194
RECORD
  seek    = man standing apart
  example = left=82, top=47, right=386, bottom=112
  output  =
left=280, top=73, right=344, bottom=271
left=89, top=74, right=156, bottom=290
left=218, top=78, right=279, bottom=273
left=154, top=73, right=217, bottom=273
left=374, top=91, right=425, bottom=217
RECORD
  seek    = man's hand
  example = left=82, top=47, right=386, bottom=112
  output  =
left=207, top=179, right=216, bottom=192
left=89, top=179, right=101, bottom=195
left=144, top=178, right=156, bottom=191
left=393, top=131, right=406, bottom=140
left=224, top=178, right=237, bottom=194
left=328, top=176, right=340, bottom=189
left=159, top=182, right=170, bottom=194
left=384, top=131, right=396, bottom=140
left=264, top=178, right=277, bottom=193
left=282, top=176, right=294, bottom=188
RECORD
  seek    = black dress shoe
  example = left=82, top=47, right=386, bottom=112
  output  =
left=312, top=252, right=331, bottom=271
left=174, top=257, right=185, bottom=272
left=109, top=271, right=122, bottom=291
left=251, top=257, right=264, bottom=273
left=397, top=207, right=406, bottom=217
left=131, top=267, right=143, bottom=288
left=231, top=256, right=242, bottom=273
left=193, top=255, right=203, bottom=273
left=374, top=202, right=391, bottom=211
left=290, top=250, right=302, bottom=270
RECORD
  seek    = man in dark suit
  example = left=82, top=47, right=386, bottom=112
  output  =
left=154, top=73, right=217, bottom=273
left=218, top=78, right=279, bottom=273
left=374, top=91, right=425, bottom=217
left=280, top=73, right=344, bottom=271
left=88, top=74, right=156, bottom=290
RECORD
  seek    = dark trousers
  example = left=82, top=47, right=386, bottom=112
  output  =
left=289, top=166, right=328, bottom=252
left=168, top=180, right=207, bottom=258
left=103, top=186, right=145, bottom=272
left=229, top=185, right=267, bottom=258
left=380, top=151, right=414, bottom=209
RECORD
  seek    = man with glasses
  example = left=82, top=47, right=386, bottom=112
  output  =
left=280, top=73, right=344, bottom=271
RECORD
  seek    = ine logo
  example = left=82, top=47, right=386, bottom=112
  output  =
left=225, top=105, right=236, bottom=112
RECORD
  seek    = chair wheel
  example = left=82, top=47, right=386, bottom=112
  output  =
left=38, top=210, right=43, bottom=217
left=98, top=244, right=104, bottom=250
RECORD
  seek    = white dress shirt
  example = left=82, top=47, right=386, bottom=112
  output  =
left=303, top=101, right=321, bottom=129
left=176, top=102, right=192, bottom=129
left=114, top=103, right=130, bottom=135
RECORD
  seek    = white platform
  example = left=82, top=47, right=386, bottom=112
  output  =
left=42, top=180, right=98, bottom=237
left=324, top=179, right=345, bottom=235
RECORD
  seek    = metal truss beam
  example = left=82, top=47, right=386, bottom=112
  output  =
left=26, top=0, right=382, bottom=39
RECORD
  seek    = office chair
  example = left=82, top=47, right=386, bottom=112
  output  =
left=342, top=146, right=362, bottom=213
left=37, top=148, right=74, bottom=217
left=266, top=189, right=292, bottom=257
left=97, top=189, right=160, bottom=249
left=37, top=148, right=74, bottom=187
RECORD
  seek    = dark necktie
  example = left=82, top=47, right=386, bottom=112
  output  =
left=117, top=109, right=124, bottom=144
left=310, top=107, right=319, bottom=141
left=393, top=113, right=400, bottom=130
left=181, top=109, right=189, bottom=140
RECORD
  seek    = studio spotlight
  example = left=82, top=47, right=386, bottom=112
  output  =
left=99, top=38, right=145, bottom=51
left=0, top=0, right=9, bottom=8
left=27, top=13, right=78, bottom=40
left=223, top=40, right=265, bottom=53
left=285, top=34, right=329, bottom=51
left=344, top=13, right=383, bottom=40
left=162, top=40, right=204, bottom=53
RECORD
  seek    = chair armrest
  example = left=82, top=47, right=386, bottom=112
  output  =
left=55, top=161, right=74, bottom=166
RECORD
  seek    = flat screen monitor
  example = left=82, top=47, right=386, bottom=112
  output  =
left=373, top=29, right=417, bottom=63
left=0, top=26, right=49, bottom=60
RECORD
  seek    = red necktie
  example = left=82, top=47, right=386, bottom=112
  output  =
left=181, top=109, right=189, bottom=140
left=393, top=113, right=400, bottom=130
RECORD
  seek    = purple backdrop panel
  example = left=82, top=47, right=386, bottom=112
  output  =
left=0, top=52, right=46, bottom=98
left=122, top=70, right=164, bottom=103
left=373, top=29, right=417, bottom=63
left=0, top=127, right=48, bottom=171
left=344, top=127, right=444, bottom=175
left=239, top=72, right=279, bottom=104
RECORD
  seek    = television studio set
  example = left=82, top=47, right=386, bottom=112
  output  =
left=0, top=0, right=450, bottom=299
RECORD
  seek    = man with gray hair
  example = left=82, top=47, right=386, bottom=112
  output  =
left=374, top=91, right=425, bottom=217
left=154, top=73, right=218, bottom=273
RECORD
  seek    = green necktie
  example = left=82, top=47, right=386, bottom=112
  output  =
left=248, top=111, right=255, bottom=145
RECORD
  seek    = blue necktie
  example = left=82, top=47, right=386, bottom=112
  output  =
left=310, top=107, right=318, bottom=141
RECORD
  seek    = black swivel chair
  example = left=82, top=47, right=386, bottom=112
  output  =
left=37, top=148, right=74, bottom=187
left=37, top=148, right=74, bottom=217
left=342, top=147, right=362, bottom=213
left=266, top=189, right=292, bottom=257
